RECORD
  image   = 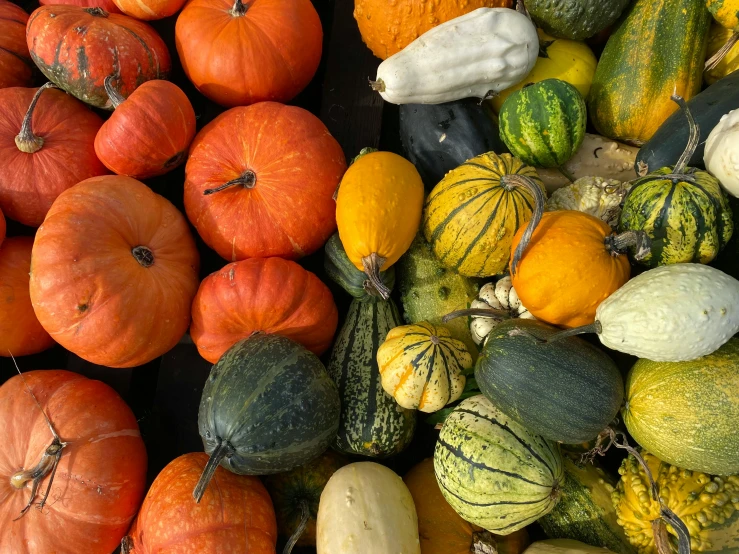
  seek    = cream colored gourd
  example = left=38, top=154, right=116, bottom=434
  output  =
left=316, top=462, right=421, bottom=554
left=704, top=109, right=739, bottom=197
left=545, top=177, right=631, bottom=228
left=523, top=540, right=616, bottom=554
left=372, top=8, right=538, bottom=105
left=470, top=276, right=535, bottom=345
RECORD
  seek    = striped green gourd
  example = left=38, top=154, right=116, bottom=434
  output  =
left=327, top=298, right=416, bottom=457
left=434, top=394, right=564, bottom=535
left=499, top=78, right=587, bottom=168
left=324, top=232, right=395, bottom=301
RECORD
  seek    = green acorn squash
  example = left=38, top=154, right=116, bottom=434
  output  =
left=524, top=0, right=631, bottom=40
left=193, top=334, right=341, bottom=501
left=499, top=79, right=587, bottom=169
left=324, top=232, right=395, bottom=302
left=327, top=298, right=416, bottom=457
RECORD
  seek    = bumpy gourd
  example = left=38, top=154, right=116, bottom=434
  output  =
left=545, top=177, right=631, bottom=228
left=377, top=322, right=472, bottom=412
left=469, top=276, right=535, bottom=346
left=704, top=109, right=739, bottom=197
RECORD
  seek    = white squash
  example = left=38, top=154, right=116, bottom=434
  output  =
left=316, top=462, right=421, bottom=554
left=523, top=539, right=616, bottom=554
left=704, top=109, right=739, bottom=197
left=372, top=8, right=538, bottom=105
left=470, top=276, right=535, bottom=345
left=545, top=176, right=631, bottom=228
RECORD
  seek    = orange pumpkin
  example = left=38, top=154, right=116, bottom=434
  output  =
left=38, top=0, right=122, bottom=14
left=404, top=458, right=529, bottom=554
left=0, top=208, right=5, bottom=245
left=0, top=237, right=54, bottom=357
left=190, top=257, right=339, bottom=363
left=354, top=0, right=513, bottom=60
left=29, top=175, right=200, bottom=368
left=0, top=0, right=34, bottom=89
left=123, top=452, right=277, bottom=554
left=113, top=0, right=185, bottom=20
left=175, top=0, right=322, bottom=107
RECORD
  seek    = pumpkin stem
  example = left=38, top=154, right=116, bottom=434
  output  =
left=193, top=437, right=235, bottom=503
left=15, top=82, right=57, bottom=154
left=502, top=174, right=545, bottom=276
left=442, top=307, right=510, bottom=323
left=230, top=0, right=249, bottom=16
left=369, top=79, right=386, bottom=93
left=545, top=322, right=601, bottom=343
left=705, top=31, right=739, bottom=71
left=120, top=536, right=134, bottom=554
left=362, top=253, right=391, bottom=300
left=132, top=246, right=154, bottom=268
left=671, top=94, right=699, bottom=175
left=472, top=530, right=499, bottom=554
left=515, top=0, right=531, bottom=21
left=283, top=498, right=310, bottom=554
left=104, top=75, right=126, bottom=109
left=203, top=170, right=257, bottom=195
left=604, top=230, right=651, bottom=260
left=556, top=165, right=575, bottom=183
left=85, top=6, right=109, bottom=16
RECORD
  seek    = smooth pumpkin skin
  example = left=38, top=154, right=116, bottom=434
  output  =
left=0, top=209, right=5, bottom=246
left=38, top=0, right=122, bottom=13
left=354, top=0, right=512, bottom=60
left=0, top=237, right=54, bottom=357
left=0, top=1, right=33, bottom=90
left=114, top=0, right=185, bottom=20
left=95, top=80, right=196, bottom=179
left=706, top=0, right=739, bottom=29
left=510, top=210, right=630, bottom=328
left=29, top=175, right=200, bottom=368
left=191, top=257, right=339, bottom=363
left=26, top=5, right=171, bottom=109
left=0, top=370, right=148, bottom=554
left=175, top=0, right=322, bottom=108
left=0, top=86, right=107, bottom=227
left=185, top=102, right=346, bottom=261
left=704, top=23, right=739, bottom=84
left=336, top=151, right=424, bottom=271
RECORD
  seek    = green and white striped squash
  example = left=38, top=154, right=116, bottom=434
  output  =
left=499, top=79, right=587, bottom=169
left=327, top=298, right=416, bottom=457
left=434, top=394, right=564, bottom=535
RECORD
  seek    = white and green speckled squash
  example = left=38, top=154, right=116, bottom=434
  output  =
left=545, top=177, right=631, bottom=228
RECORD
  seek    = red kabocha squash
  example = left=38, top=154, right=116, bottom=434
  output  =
left=191, top=257, right=338, bottom=363
left=0, top=370, right=148, bottom=554
left=0, top=84, right=107, bottom=227
left=0, top=1, right=34, bottom=89
left=29, top=175, right=200, bottom=368
left=26, top=5, right=171, bottom=109
left=0, top=237, right=54, bottom=357
left=95, top=78, right=196, bottom=179
left=175, top=0, right=322, bottom=107
left=38, top=0, right=122, bottom=14
left=184, top=102, right=346, bottom=261
left=113, top=0, right=185, bottom=20
left=122, top=452, right=277, bottom=554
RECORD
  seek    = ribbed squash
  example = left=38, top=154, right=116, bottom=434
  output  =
left=613, top=451, right=739, bottom=554
left=377, top=322, right=472, bottom=413
left=588, top=0, right=711, bottom=145
left=705, top=23, right=739, bottom=84
left=524, top=0, right=631, bottom=40
left=423, top=153, right=546, bottom=278
left=336, top=150, right=424, bottom=299
left=324, top=232, right=395, bottom=302
left=707, top=0, right=739, bottom=30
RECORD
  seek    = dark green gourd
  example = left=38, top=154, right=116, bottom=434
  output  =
left=524, top=0, right=631, bottom=40
left=324, top=232, right=395, bottom=301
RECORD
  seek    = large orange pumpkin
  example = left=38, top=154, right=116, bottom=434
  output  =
left=191, top=257, right=339, bottom=363
left=175, top=0, right=322, bottom=107
left=354, top=0, right=513, bottom=60
left=113, top=0, right=185, bottom=20
left=29, top=175, right=200, bottom=368
left=0, top=237, right=54, bottom=358
left=0, top=208, right=5, bottom=246
left=184, top=102, right=346, bottom=262
left=122, top=452, right=277, bottom=554
left=0, top=1, right=34, bottom=90
left=0, top=370, right=148, bottom=554
left=0, top=84, right=107, bottom=227
left=27, top=5, right=171, bottom=109
left=38, top=0, right=122, bottom=14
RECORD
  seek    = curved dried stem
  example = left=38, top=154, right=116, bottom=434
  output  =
left=605, top=230, right=651, bottom=260
left=544, top=322, right=601, bottom=344
left=705, top=31, right=739, bottom=71
left=442, top=307, right=510, bottom=323
left=193, top=437, right=235, bottom=503
left=362, top=253, right=391, bottom=300
left=203, top=171, right=257, bottom=195
left=120, top=536, right=134, bottom=554
left=670, top=95, right=699, bottom=175
left=472, top=530, right=498, bottom=554
left=15, top=82, right=57, bottom=154
left=505, top=174, right=546, bottom=275
left=104, top=75, right=126, bottom=109
left=283, top=499, right=310, bottom=554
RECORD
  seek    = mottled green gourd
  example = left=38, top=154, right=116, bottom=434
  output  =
left=524, top=0, right=632, bottom=40
left=499, top=79, right=587, bottom=169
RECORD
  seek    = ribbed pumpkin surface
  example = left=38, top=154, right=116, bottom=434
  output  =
left=423, top=153, right=545, bottom=278
left=707, top=0, right=739, bottom=29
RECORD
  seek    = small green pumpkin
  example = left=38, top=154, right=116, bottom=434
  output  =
left=499, top=79, right=587, bottom=169
left=324, top=232, right=395, bottom=301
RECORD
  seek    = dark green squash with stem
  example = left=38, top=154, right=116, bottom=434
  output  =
left=324, top=232, right=395, bottom=301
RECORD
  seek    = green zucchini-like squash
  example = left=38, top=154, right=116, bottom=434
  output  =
left=327, top=298, right=416, bottom=457
left=588, top=0, right=711, bottom=145
left=623, top=338, right=739, bottom=476
left=524, top=0, right=631, bottom=40
left=434, top=394, right=564, bottom=535
left=499, top=79, right=587, bottom=169
left=539, top=458, right=635, bottom=554
left=193, top=334, right=341, bottom=501
left=475, top=319, right=623, bottom=444
left=324, top=232, right=395, bottom=302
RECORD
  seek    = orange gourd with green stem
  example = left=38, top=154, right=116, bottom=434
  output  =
left=335, top=149, right=424, bottom=299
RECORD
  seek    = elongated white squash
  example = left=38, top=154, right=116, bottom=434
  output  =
left=705, top=109, right=739, bottom=197
left=372, top=8, right=538, bottom=105
left=316, top=462, right=421, bottom=554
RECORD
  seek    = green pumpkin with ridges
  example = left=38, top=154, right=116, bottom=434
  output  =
left=524, top=0, right=631, bottom=40
left=327, top=298, right=416, bottom=457
left=324, top=232, right=395, bottom=302
left=499, top=79, right=587, bottom=169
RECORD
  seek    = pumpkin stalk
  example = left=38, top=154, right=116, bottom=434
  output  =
left=503, top=174, right=545, bottom=275
left=132, top=246, right=155, bottom=268
left=705, top=31, right=739, bottom=71
left=442, top=307, right=511, bottom=323
left=544, top=322, right=601, bottom=344
left=282, top=498, right=310, bottom=554
left=230, top=0, right=249, bottom=16
left=104, top=75, right=126, bottom=109
left=369, top=79, right=386, bottom=92
left=671, top=94, right=699, bottom=175
left=604, top=230, right=651, bottom=261
left=203, top=171, right=257, bottom=195
left=85, top=6, right=109, bottom=16
left=15, top=82, right=57, bottom=154
left=471, top=530, right=499, bottom=554
left=120, top=536, right=134, bottom=554
left=193, top=437, right=235, bottom=503
left=362, top=253, right=391, bottom=300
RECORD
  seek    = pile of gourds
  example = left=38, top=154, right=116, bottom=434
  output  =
left=1, top=0, right=739, bottom=553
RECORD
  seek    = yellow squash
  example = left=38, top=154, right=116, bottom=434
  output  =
left=707, top=0, right=739, bottom=30
left=336, top=150, right=424, bottom=299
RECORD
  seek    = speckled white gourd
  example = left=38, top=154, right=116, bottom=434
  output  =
left=596, top=264, right=739, bottom=362
left=704, top=109, right=739, bottom=198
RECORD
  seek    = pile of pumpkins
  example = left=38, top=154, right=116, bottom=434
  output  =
left=1, top=0, right=739, bottom=553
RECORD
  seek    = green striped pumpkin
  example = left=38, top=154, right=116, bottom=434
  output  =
left=327, top=298, right=416, bottom=457
left=434, top=394, right=564, bottom=535
left=324, top=232, right=395, bottom=301
left=499, top=79, right=587, bottom=168
left=619, top=168, right=733, bottom=267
